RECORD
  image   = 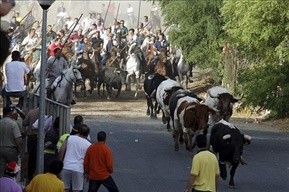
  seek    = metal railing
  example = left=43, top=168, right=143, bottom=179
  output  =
left=25, top=93, right=71, bottom=136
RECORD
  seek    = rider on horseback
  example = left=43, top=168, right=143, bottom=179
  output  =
left=149, top=33, right=170, bottom=74
left=119, top=20, right=129, bottom=43
left=46, top=48, right=69, bottom=99
left=91, top=31, right=103, bottom=68
left=75, top=37, right=95, bottom=72
left=100, top=33, right=117, bottom=69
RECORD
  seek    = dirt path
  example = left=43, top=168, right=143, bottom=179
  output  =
left=71, top=82, right=288, bottom=132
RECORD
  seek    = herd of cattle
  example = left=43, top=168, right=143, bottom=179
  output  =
left=142, top=73, right=251, bottom=189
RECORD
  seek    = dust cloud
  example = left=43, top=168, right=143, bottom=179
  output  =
left=2, top=0, right=165, bottom=31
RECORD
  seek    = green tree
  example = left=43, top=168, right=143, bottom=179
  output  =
left=222, top=0, right=289, bottom=117
left=156, top=0, right=224, bottom=69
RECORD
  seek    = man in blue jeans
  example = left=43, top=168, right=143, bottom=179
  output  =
left=2, top=50, right=30, bottom=110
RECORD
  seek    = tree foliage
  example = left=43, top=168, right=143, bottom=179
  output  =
left=156, top=0, right=224, bottom=68
left=151, top=0, right=289, bottom=117
left=222, top=0, right=289, bottom=117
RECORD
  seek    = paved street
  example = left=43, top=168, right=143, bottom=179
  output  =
left=85, top=118, right=289, bottom=192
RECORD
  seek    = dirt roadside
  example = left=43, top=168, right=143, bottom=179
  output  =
left=71, top=86, right=289, bottom=133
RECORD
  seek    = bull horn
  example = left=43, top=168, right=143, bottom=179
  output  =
left=207, top=90, right=219, bottom=98
left=233, top=93, right=244, bottom=101
left=165, top=86, right=182, bottom=92
left=148, top=74, right=155, bottom=80
left=197, top=96, right=206, bottom=103
left=176, top=93, right=186, bottom=98
left=244, top=134, right=251, bottom=141
left=223, top=134, right=231, bottom=140
left=186, top=104, right=196, bottom=110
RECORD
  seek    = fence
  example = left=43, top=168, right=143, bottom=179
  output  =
left=25, top=93, right=71, bottom=136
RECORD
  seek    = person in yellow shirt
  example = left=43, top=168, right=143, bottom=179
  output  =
left=185, top=135, right=220, bottom=192
left=25, top=160, right=64, bottom=192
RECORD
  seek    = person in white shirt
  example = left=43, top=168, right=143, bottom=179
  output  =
left=143, top=16, right=152, bottom=31
left=58, top=124, right=91, bottom=192
left=21, top=28, right=38, bottom=62
left=65, top=16, right=74, bottom=29
left=127, top=28, right=137, bottom=46
left=87, top=24, right=98, bottom=39
left=127, top=4, right=134, bottom=24
left=2, top=51, right=30, bottom=109
left=81, top=13, right=93, bottom=35
left=70, top=18, right=80, bottom=31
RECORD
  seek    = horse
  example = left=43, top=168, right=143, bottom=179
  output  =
left=90, top=46, right=101, bottom=76
left=33, top=59, right=83, bottom=106
left=115, top=33, right=128, bottom=70
left=105, top=46, right=120, bottom=68
left=172, top=53, right=192, bottom=89
left=73, top=44, right=97, bottom=97
left=141, top=36, right=151, bottom=57
left=125, top=42, right=146, bottom=98
left=151, top=50, right=175, bottom=80
left=61, top=44, right=75, bottom=64
left=52, top=66, right=83, bottom=105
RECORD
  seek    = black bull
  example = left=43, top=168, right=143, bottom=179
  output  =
left=210, top=121, right=251, bottom=189
left=97, top=67, right=127, bottom=100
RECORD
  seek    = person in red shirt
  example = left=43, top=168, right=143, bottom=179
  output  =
left=48, top=38, right=62, bottom=57
left=84, top=131, right=119, bottom=192
left=68, top=29, right=83, bottom=49
left=69, top=29, right=83, bottom=42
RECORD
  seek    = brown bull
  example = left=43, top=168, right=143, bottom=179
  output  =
left=173, top=96, right=216, bottom=151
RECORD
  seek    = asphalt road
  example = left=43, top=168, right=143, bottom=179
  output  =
left=85, top=117, right=289, bottom=192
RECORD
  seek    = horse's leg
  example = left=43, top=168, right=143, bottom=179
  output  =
left=89, top=77, right=94, bottom=94
left=134, top=73, right=141, bottom=99
left=67, top=88, right=73, bottom=106
left=125, top=75, right=131, bottom=91
left=178, top=70, right=183, bottom=87
left=189, top=64, right=194, bottom=82
left=186, top=71, right=190, bottom=89
left=83, top=81, right=86, bottom=97
left=102, top=83, right=105, bottom=96
left=97, top=81, right=101, bottom=96
left=74, top=83, right=78, bottom=98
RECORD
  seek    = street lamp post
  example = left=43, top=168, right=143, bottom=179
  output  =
left=36, top=0, right=54, bottom=174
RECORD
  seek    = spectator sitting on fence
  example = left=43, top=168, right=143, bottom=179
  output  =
left=1, top=51, right=30, bottom=111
